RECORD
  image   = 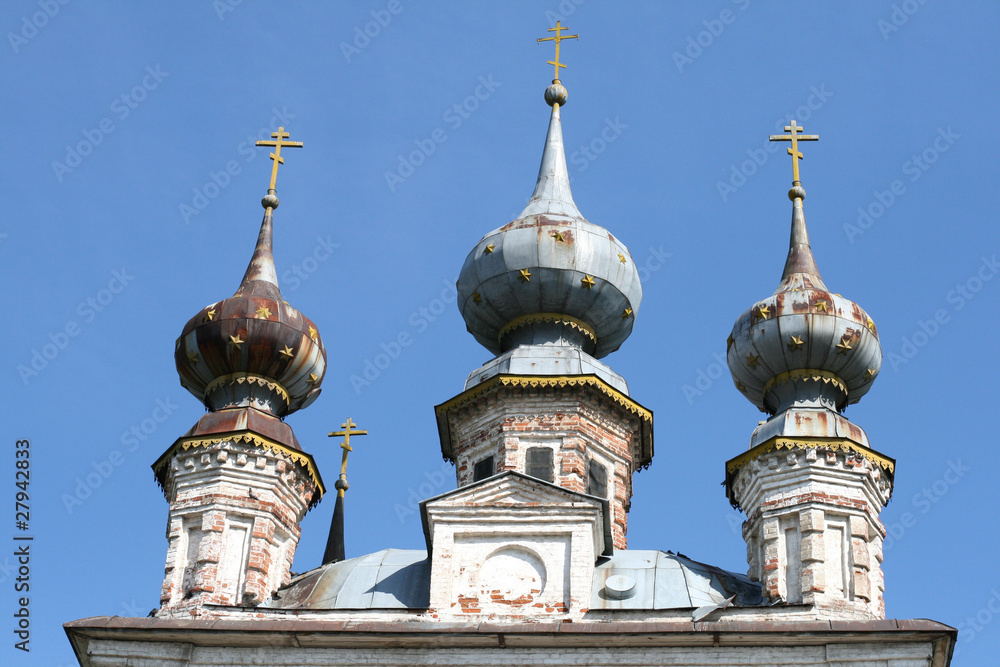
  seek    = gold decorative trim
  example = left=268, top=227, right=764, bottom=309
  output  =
left=435, top=374, right=652, bottom=423
left=761, top=369, right=847, bottom=399
left=203, top=373, right=291, bottom=405
left=156, top=432, right=325, bottom=498
left=726, top=436, right=894, bottom=475
left=498, top=313, right=597, bottom=346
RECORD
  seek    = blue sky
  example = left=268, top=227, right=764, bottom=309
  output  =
left=3, top=1, right=998, bottom=664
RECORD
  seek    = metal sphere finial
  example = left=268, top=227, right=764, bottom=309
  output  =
left=545, top=83, right=568, bottom=107
left=788, top=185, right=806, bottom=201
left=261, top=192, right=280, bottom=210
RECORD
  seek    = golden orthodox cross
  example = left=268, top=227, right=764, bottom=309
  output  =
left=769, top=120, right=819, bottom=184
left=537, top=21, right=579, bottom=82
left=328, top=418, right=367, bottom=498
left=256, top=126, right=303, bottom=193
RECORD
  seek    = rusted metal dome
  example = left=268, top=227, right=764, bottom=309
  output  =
left=174, top=208, right=326, bottom=417
left=727, top=192, right=881, bottom=415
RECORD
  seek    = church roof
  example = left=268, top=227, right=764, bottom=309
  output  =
left=264, top=548, right=760, bottom=613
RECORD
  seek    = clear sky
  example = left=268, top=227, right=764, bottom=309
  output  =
left=3, top=1, right=998, bottom=664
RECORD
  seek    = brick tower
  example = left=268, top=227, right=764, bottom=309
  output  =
left=153, top=129, right=327, bottom=616
left=436, top=62, right=652, bottom=553
left=725, top=123, right=893, bottom=619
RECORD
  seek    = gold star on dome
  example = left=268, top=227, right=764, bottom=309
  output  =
left=836, top=337, right=854, bottom=355
left=735, top=379, right=746, bottom=391
left=621, top=307, right=633, bottom=319
left=519, top=269, right=532, bottom=282
left=814, top=300, right=828, bottom=313
left=280, top=345, right=294, bottom=359
left=865, top=368, right=877, bottom=380
left=203, top=309, right=216, bottom=322
left=307, top=373, right=319, bottom=385
left=472, top=291, right=482, bottom=303
left=746, top=354, right=761, bottom=369
left=866, top=316, right=876, bottom=332
left=788, top=335, right=804, bottom=351
left=551, top=230, right=565, bottom=242
left=755, top=305, right=770, bottom=320
left=308, top=326, right=318, bottom=341
left=618, top=253, right=627, bottom=264
left=727, top=333, right=734, bottom=349
left=484, top=244, right=495, bottom=254
left=255, top=305, right=272, bottom=320
left=187, top=351, right=200, bottom=365
left=581, top=275, right=596, bottom=289
left=229, top=334, right=244, bottom=349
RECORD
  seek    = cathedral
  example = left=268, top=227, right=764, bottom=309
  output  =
left=64, top=25, right=956, bottom=667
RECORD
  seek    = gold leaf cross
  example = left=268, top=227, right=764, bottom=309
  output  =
left=769, top=120, right=819, bottom=184
left=328, top=417, right=368, bottom=498
left=256, top=126, right=303, bottom=194
left=537, top=21, right=579, bottom=82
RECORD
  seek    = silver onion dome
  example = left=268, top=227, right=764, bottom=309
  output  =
left=456, top=89, right=642, bottom=360
left=727, top=189, right=881, bottom=415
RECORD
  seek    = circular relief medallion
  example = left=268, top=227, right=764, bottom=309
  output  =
left=478, top=547, right=547, bottom=607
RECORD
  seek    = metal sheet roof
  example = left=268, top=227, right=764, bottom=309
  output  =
left=266, top=548, right=760, bottom=612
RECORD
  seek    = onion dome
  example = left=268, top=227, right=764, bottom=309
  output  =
left=727, top=183, right=881, bottom=415
left=456, top=81, right=642, bottom=360
left=174, top=206, right=326, bottom=417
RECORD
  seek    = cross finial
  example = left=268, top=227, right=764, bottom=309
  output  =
left=537, top=21, right=579, bottom=83
left=328, top=418, right=368, bottom=498
left=769, top=120, right=819, bottom=186
left=256, top=127, right=303, bottom=207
